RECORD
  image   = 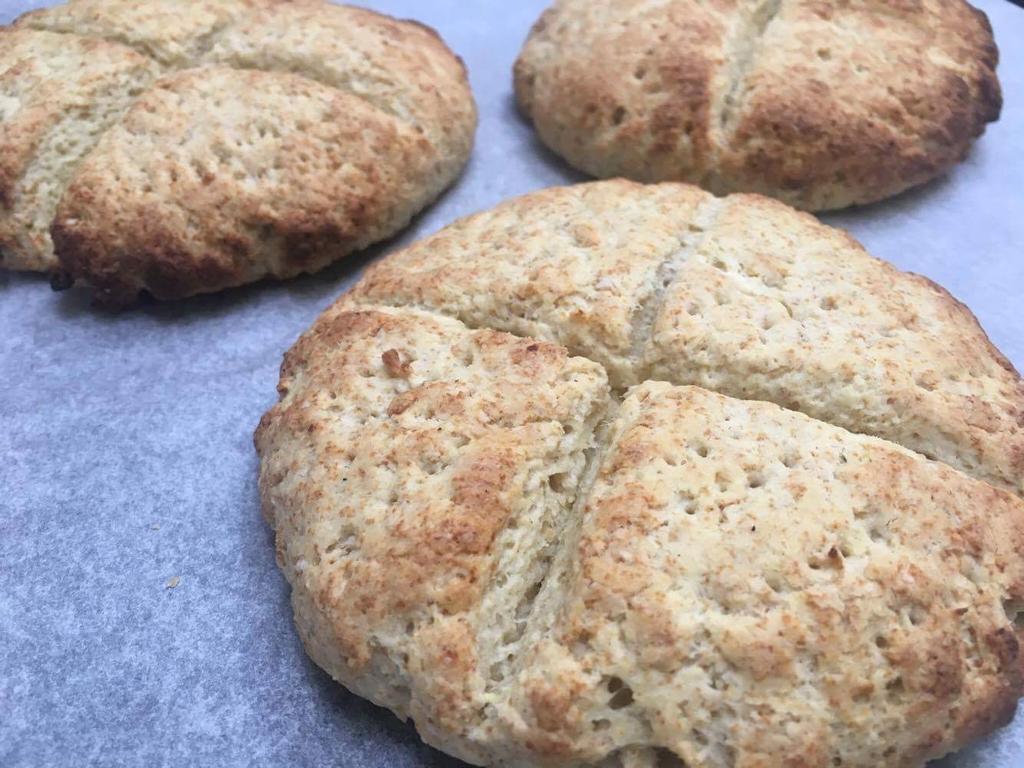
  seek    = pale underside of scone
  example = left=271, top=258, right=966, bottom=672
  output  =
left=0, top=0, right=476, bottom=303
left=255, top=301, right=1024, bottom=768
left=514, top=0, right=1002, bottom=211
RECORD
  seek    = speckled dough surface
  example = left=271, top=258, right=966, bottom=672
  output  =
left=0, top=0, right=476, bottom=303
left=514, top=0, right=1001, bottom=211
left=256, top=181, right=1024, bottom=768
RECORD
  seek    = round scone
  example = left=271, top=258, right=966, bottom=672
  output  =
left=0, top=0, right=475, bottom=304
left=257, top=182, right=1024, bottom=767
left=514, top=0, right=1001, bottom=210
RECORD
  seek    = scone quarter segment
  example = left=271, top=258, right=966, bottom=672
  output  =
left=499, top=381, right=1024, bottom=767
left=255, top=303, right=613, bottom=764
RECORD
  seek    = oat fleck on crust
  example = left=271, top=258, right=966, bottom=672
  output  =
left=514, top=0, right=1001, bottom=211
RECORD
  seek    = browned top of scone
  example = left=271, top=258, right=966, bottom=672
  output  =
left=514, top=0, right=1000, bottom=210
left=51, top=66, right=439, bottom=304
left=256, top=181, right=1024, bottom=767
left=255, top=299, right=1024, bottom=767
left=0, top=0, right=476, bottom=301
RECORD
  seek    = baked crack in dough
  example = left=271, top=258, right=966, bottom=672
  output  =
left=514, top=0, right=1001, bottom=211
left=0, top=0, right=476, bottom=304
left=256, top=182, right=1024, bottom=767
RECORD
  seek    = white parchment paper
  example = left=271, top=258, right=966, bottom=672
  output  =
left=1, top=1, right=1022, bottom=765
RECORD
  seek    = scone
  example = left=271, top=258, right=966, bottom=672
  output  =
left=0, top=0, right=476, bottom=304
left=514, top=0, right=1001, bottom=211
left=256, top=181, right=1024, bottom=767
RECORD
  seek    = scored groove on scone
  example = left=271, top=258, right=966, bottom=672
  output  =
left=254, top=303, right=612, bottom=763
left=201, top=1, right=475, bottom=164
left=643, top=191, right=1024, bottom=498
left=256, top=304, right=1024, bottom=766
left=627, top=196, right=724, bottom=367
left=350, top=180, right=1024, bottom=497
left=475, top=398, right=618, bottom=700
left=712, top=0, right=780, bottom=143
left=713, top=0, right=1001, bottom=209
left=14, top=0, right=242, bottom=66
left=351, top=183, right=716, bottom=388
left=15, top=0, right=473, bottom=160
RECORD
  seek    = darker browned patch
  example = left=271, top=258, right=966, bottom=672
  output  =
left=382, top=348, right=412, bottom=378
left=526, top=675, right=585, bottom=736
left=503, top=334, right=565, bottom=372
left=986, top=626, right=1021, bottom=672
left=387, top=382, right=469, bottom=420
left=651, top=52, right=713, bottom=165
left=451, top=450, right=517, bottom=532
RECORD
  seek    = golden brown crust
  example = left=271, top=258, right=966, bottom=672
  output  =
left=514, top=0, right=1001, bottom=210
left=256, top=303, right=1024, bottom=767
left=201, top=1, right=475, bottom=166
left=514, top=0, right=737, bottom=187
left=503, top=383, right=1024, bottom=767
left=14, top=0, right=251, bottom=66
left=1, top=0, right=476, bottom=298
left=352, top=181, right=714, bottom=386
left=257, top=181, right=1024, bottom=766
